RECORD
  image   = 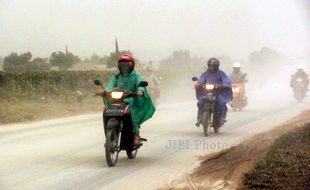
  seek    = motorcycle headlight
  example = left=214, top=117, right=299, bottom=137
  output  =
left=111, top=92, right=124, bottom=99
left=297, top=78, right=303, bottom=82
left=233, top=87, right=240, bottom=93
left=205, top=84, right=215, bottom=90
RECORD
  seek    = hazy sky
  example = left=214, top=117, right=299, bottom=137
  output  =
left=0, top=0, right=309, bottom=61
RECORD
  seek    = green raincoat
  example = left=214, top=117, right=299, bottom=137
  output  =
left=103, top=70, right=155, bottom=133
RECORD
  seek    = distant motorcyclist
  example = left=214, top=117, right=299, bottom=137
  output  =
left=229, top=62, right=248, bottom=83
left=96, top=54, right=155, bottom=145
left=290, top=65, right=309, bottom=93
left=195, top=58, right=233, bottom=127
left=145, top=61, right=161, bottom=106
left=145, top=62, right=161, bottom=87
left=230, top=62, right=248, bottom=111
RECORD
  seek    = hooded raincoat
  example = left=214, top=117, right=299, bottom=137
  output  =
left=103, top=70, right=155, bottom=133
left=196, top=69, right=233, bottom=125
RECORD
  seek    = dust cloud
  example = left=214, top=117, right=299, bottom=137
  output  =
left=0, top=0, right=309, bottom=60
left=0, top=0, right=309, bottom=110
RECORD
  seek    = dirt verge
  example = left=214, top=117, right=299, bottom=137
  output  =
left=163, top=110, right=310, bottom=190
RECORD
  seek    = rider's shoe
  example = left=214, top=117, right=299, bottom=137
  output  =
left=220, top=119, right=227, bottom=127
left=195, top=122, right=200, bottom=127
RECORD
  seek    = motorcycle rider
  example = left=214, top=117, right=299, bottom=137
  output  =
left=230, top=62, right=248, bottom=110
left=290, top=65, right=309, bottom=92
left=195, top=58, right=233, bottom=127
left=230, top=62, right=248, bottom=83
left=96, top=54, right=155, bottom=145
left=146, top=62, right=161, bottom=86
left=145, top=62, right=161, bottom=105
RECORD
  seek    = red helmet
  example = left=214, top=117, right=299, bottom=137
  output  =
left=117, top=54, right=135, bottom=74
left=118, top=54, right=135, bottom=63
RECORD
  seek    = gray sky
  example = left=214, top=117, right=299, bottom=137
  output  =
left=0, top=0, right=309, bottom=61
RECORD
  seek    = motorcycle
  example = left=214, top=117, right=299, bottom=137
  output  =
left=292, top=77, right=306, bottom=102
left=231, top=83, right=247, bottom=111
left=94, top=79, right=148, bottom=167
left=147, top=75, right=161, bottom=107
left=148, top=86, right=160, bottom=107
left=192, top=77, right=224, bottom=136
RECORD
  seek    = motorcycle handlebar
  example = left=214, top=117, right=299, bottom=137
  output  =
left=94, top=91, right=138, bottom=98
left=195, top=84, right=231, bottom=89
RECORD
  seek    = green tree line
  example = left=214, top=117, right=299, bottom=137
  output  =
left=2, top=50, right=132, bottom=72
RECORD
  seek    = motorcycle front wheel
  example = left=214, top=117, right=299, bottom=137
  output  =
left=105, top=129, right=119, bottom=167
left=295, top=90, right=304, bottom=102
left=202, top=111, right=211, bottom=136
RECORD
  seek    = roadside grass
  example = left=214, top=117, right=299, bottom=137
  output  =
left=240, top=124, right=310, bottom=190
left=0, top=71, right=113, bottom=124
left=0, top=97, right=103, bottom=124
left=159, top=110, right=310, bottom=190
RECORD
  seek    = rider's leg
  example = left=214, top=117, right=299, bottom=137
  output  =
left=133, top=122, right=140, bottom=145
left=196, top=96, right=205, bottom=126
left=216, top=101, right=228, bottom=127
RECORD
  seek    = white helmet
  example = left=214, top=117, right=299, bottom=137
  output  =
left=233, top=62, right=241, bottom=68
left=297, top=65, right=303, bottom=70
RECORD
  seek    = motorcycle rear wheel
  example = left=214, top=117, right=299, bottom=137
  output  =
left=295, top=91, right=304, bottom=102
left=214, top=126, right=220, bottom=134
left=213, top=112, right=220, bottom=134
left=126, top=149, right=138, bottom=159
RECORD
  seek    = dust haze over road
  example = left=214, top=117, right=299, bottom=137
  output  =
left=1, top=51, right=309, bottom=189
left=1, top=0, right=310, bottom=189
left=1, top=86, right=309, bottom=190
left=0, top=0, right=309, bottom=60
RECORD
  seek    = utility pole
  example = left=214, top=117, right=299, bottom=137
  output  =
left=115, top=37, right=119, bottom=54
left=65, top=44, right=68, bottom=54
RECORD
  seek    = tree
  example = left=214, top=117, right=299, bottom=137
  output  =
left=31, top=57, right=51, bottom=71
left=99, top=55, right=109, bottom=65
left=3, top=52, right=51, bottom=72
left=50, top=51, right=80, bottom=70
left=90, top=53, right=101, bottom=64
left=248, top=47, right=283, bottom=66
left=3, top=52, right=31, bottom=72
left=172, top=50, right=191, bottom=66
left=157, top=49, right=196, bottom=85
left=159, top=49, right=193, bottom=72
left=32, top=57, right=46, bottom=64
left=0, top=57, right=3, bottom=70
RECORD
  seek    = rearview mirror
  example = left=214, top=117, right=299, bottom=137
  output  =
left=138, top=81, right=148, bottom=87
left=192, top=77, right=198, bottom=81
left=94, top=79, right=102, bottom=86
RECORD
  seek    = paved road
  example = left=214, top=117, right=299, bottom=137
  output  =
left=0, top=98, right=309, bottom=190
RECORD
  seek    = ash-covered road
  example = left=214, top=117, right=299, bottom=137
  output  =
left=0, top=98, right=309, bottom=190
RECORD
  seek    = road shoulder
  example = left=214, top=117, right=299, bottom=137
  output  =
left=161, top=110, right=310, bottom=190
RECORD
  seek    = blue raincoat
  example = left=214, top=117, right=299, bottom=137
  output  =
left=196, top=69, right=233, bottom=126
